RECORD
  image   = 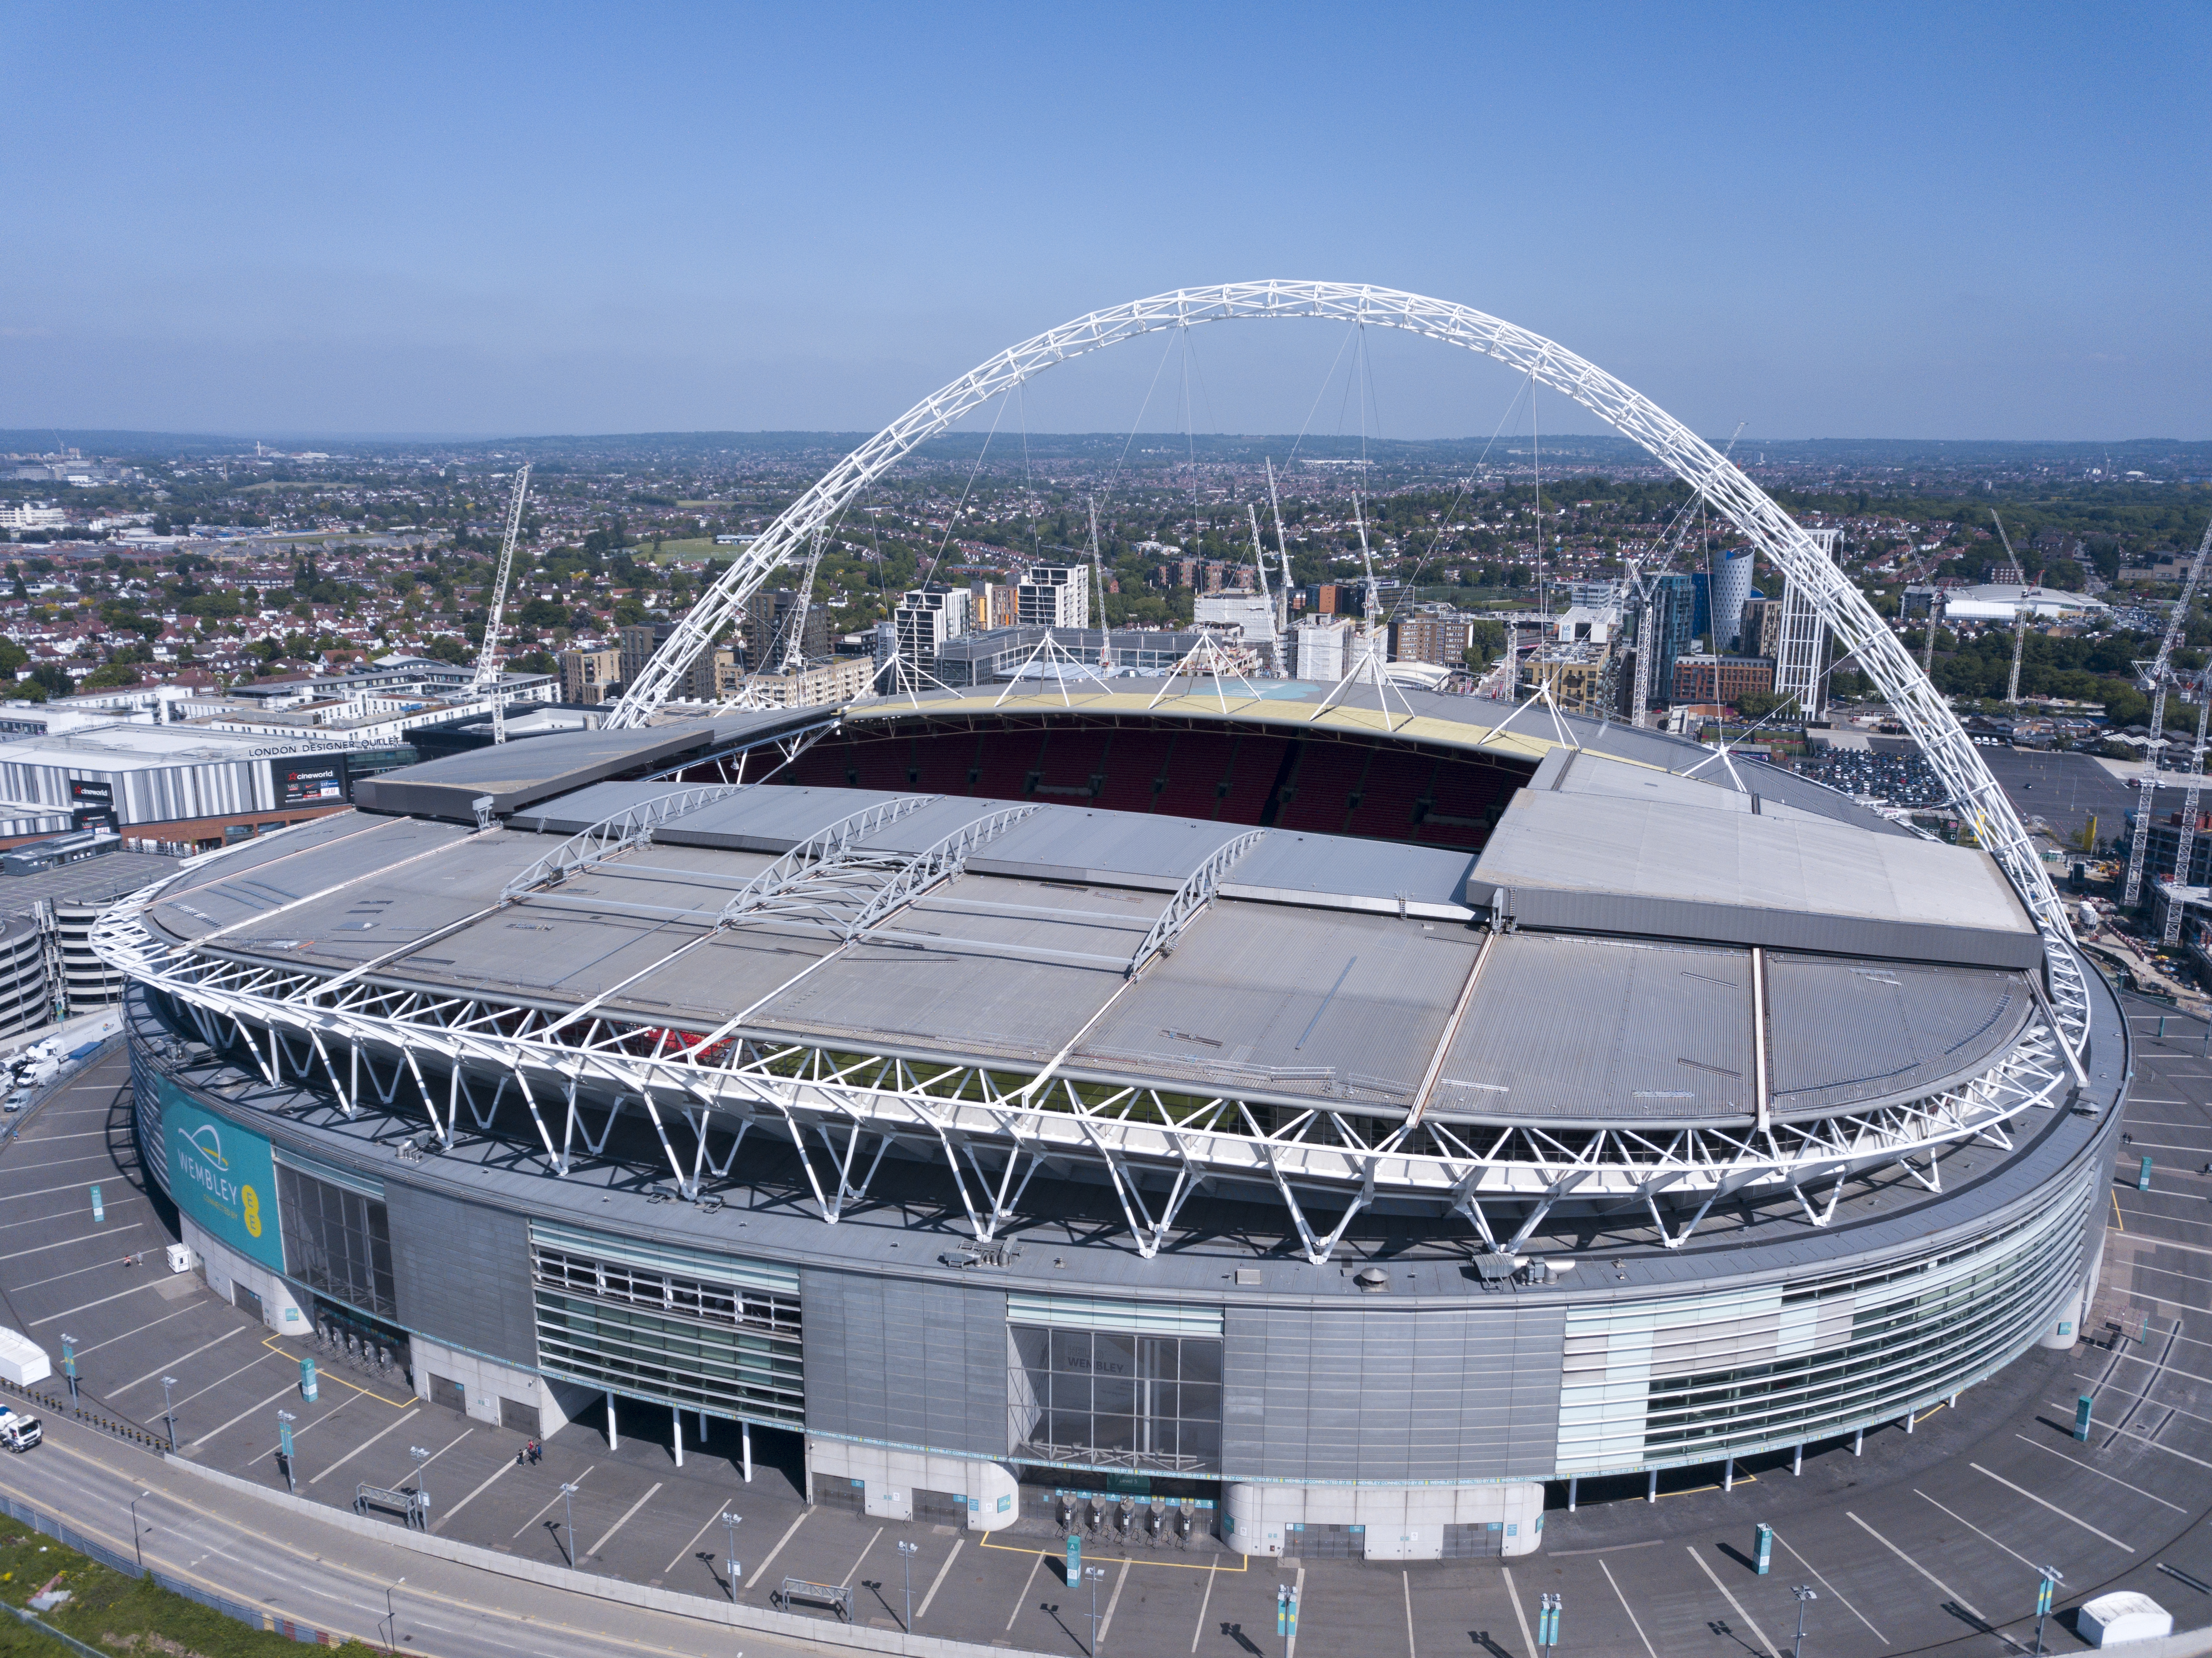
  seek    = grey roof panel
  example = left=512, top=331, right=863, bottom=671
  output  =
left=1433, top=933, right=1755, bottom=1126
left=1467, top=790, right=2039, bottom=969
left=1765, top=954, right=2034, bottom=1118
left=146, top=815, right=469, bottom=943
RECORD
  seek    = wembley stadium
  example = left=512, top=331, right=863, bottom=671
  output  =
left=92, top=284, right=2126, bottom=1565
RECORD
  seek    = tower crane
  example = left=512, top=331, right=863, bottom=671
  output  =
left=2122, top=513, right=2212, bottom=907
left=1619, top=425, right=1744, bottom=725
left=1088, top=499, right=1111, bottom=671
left=775, top=528, right=827, bottom=675
left=1991, top=510, right=2029, bottom=705
left=472, top=464, right=531, bottom=744
left=2164, top=663, right=2212, bottom=944
left=1247, top=503, right=1282, bottom=674
left=1264, top=458, right=1294, bottom=653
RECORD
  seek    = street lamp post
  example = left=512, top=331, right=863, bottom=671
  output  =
left=1539, top=1592, right=1561, bottom=1656
left=2034, top=1565, right=2064, bottom=1656
left=59, top=1334, right=78, bottom=1407
left=276, top=1410, right=298, bottom=1495
left=1083, top=1563, right=1105, bottom=1655
left=128, top=1491, right=150, bottom=1573
left=408, top=1445, right=431, bottom=1519
left=160, top=1377, right=177, bottom=1451
left=560, top=1482, right=580, bottom=1568
left=897, top=1538, right=918, bottom=1631
left=383, top=1575, right=405, bottom=1654
left=1791, top=1585, right=1818, bottom=1658
left=720, top=1510, right=742, bottom=1601
left=1277, top=1582, right=1299, bottom=1657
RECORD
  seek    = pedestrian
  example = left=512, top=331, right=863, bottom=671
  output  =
left=531, top=1440, right=542, bottom=1465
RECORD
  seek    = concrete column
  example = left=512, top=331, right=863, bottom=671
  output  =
left=698, top=1410, right=709, bottom=1443
left=1567, top=1476, right=1578, bottom=1512
left=1853, top=1426, right=1863, bottom=1456
left=1723, top=1456, right=1734, bottom=1492
left=1646, top=1469, right=1657, bottom=1503
left=1792, top=1443, right=1803, bottom=1476
left=672, top=1404, right=684, bottom=1468
left=1904, top=1411, right=1914, bottom=1435
left=742, top=1419, right=752, bottom=1484
left=606, top=1390, right=618, bottom=1451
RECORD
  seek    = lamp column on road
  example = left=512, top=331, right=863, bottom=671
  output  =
left=409, top=1445, right=431, bottom=1518
left=128, top=1490, right=150, bottom=1572
left=383, top=1575, right=405, bottom=1654
left=2034, top=1565, right=2064, bottom=1656
left=1791, top=1584, right=1818, bottom=1658
left=720, top=1510, right=742, bottom=1601
left=897, top=1538, right=918, bottom=1631
left=59, top=1334, right=78, bottom=1407
left=1083, top=1563, right=1105, bottom=1655
left=160, top=1376, right=177, bottom=1450
left=560, top=1482, right=580, bottom=1568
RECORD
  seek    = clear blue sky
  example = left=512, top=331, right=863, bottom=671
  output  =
left=3, top=2, right=2205, bottom=441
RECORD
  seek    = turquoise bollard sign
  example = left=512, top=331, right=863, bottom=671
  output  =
left=300, top=1357, right=318, bottom=1403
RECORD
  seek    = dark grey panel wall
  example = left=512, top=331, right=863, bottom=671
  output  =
left=386, top=1183, right=537, bottom=1365
left=802, top=1268, right=1005, bottom=1455
left=1225, top=1302, right=1564, bottom=1482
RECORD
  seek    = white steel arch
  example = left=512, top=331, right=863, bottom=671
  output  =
left=608, top=280, right=2085, bottom=1047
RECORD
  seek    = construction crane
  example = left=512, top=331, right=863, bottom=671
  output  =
left=472, top=464, right=531, bottom=744
left=1991, top=510, right=2029, bottom=704
left=1620, top=425, right=1744, bottom=725
left=2165, top=664, right=2212, bottom=944
left=775, top=528, right=827, bottom=675
left=2123, top=513, right=2212, bottom=907
left=1088, top=499, right=1111, bottom=671
left=1247, top=504, right=1282, bottom=674
left=1264, top=459, right=1294, bottom=657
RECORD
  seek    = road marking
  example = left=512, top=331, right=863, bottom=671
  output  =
left=1686, top=1544, right=1780, bottom=1658
left=1403, top=1568, right=1417, bottom=1657
left=585, top=1479, right=660, bottom=1558
left=1, top=1153, right=126, bottom=1175
left=1004, top=1545, right=1047, bottom=1631
left=86, top=1305, right=219, bottom=1370
left=1846, top=1510, right=1984, bottom=1619
left=170, top=1349, right=279, bottom=1411
left=1917, top=1488, right=2044, bottom=1571
left=2109, top=1229, right=2212, bottom=1260
left=2114, top=1191, right=2126, bottom=1230
left=0, top=1178, right=158, bottom=1206
left=840, top=1523, right=882, bottom=1587
left=1191, top=1557, right=1217, bottom=1652
left=258, top=1335, right=412, bottom=1407
left=241, top=1388, right=360, bottom=1465
left=0, top=1221, right=146, bottom=1263
left=2114, top=1140, right=2212, bottom=1154
left=28, top=1277, right=163, bottom=1324
left=746, top=1507, right=809, bottom=1589
left=1969, top=1461, right=2134, bottom=1550
left=1096, top=1555, right=1133, bottom=1643
left=306, top=1407, right=419, bottom=1482
left=1597, top=1556, right=1658, bottom=1658
left=512, top=1462, right=593, bottom=1538
left=1770, top=1527, right=1887, bottom=1644
left=661, top=1496, right=735, bottom=1576
left=1504, top=1563, right=1537, bottom=1657
left=16, top=1255, right=156, bottom=1293
left=2015, top=1434, right=2188, bottom=1509
left=188, top=1376, right=323, bottom=1449
left=2072, top=1377, right=2212, bottom=1431
left=915, top=1536, right=962, bottom=1620
left=431, top=1448, right=519, bottom=1532
left=6, top=1130, right=118, bottom=1144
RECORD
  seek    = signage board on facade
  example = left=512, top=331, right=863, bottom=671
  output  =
left=274, top=758, right=345, bottom=807
left=161, top=1083, right=284, bottom=1272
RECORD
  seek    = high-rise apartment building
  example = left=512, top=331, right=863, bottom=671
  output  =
left=1775, top=527, right=1842, bottom=720
left=559, top=647, right=622, bottom=704
left=890, top=586, right=972, bottom=685
left=743, top=589, right=831, bottom=672
left=1015, top=565, right=1089, bottom=630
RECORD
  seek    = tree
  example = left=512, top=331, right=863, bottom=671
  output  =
left=424, top=634, right=471, bottom=665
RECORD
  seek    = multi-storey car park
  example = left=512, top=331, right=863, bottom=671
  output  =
left=88, top=284, right=2126, bottom=1566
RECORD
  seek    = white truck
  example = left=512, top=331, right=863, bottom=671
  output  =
left=0, top=1406, right=43, bottom=1452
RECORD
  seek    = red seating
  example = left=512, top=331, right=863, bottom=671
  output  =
left=1273, top=742, right=1370, bottom=834
left=1342, top=749, right=1436, bottom=840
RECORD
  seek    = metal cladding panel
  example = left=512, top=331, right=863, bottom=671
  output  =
left=603, top=925, right=844, bottom=1028
left=505, top=782, right=725, bottom=837
left=1433, top=934, right=1755, bottom=1125
left=656, top=787, right=930, bottom=853
left=1541, top=748, right=1832, bottom=828
left=1071, top=901, right=1484, bottom=1112
left=1765, top=954, right=2034, bottom=1118
left=1467, top=790, right=2040, bottom=969
left=353, top=723, right=721, bottom=821
left=1222, top=1301, right=1564, bottom=1482
left=799, top=1267, right=1007, bottom=1457
left=383, top=1180, right=537, bottom=1365
left=747, top=875, right=1146, bottom=1064
left=847, top=795, right=1026, bottom=857
left=146, top=817, right=468, bottom=943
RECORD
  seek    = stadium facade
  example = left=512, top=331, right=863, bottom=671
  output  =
left=99, top=682, right=2126, bottom=1562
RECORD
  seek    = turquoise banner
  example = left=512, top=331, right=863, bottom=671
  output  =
left=162, top=1083, right=284, bottom=1272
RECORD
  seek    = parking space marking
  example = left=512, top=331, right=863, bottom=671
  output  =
left=660, top=1496, right=734, bottom=1575
left=29, top=1277, right=164, bottom=1324
left=169, top=1349, right=280, bottom=1411
left=915, top=1537, right=962, bottom=1620
left=2015, top=1434, right=2188, bottom=1511
left=1770, top=1527, right=1886, bottom=1644
left=429, top=1448, right=518, bottom=1533
left=1190, top=1557, right=1217, bottom=1651
left=745, top=1507, right=808, bottom=1589
left=979, top=1532, right=1242, bottom=1572
left=512, top=1463, right=592, bottom=1539
left=584, top=1479, right=660, bottom=1558
left=1, top=1154, right=125, bottom=1175
left=1095, top=1555, right=1133, bottom=1644
left=1503, top=1564, right=1537, bottom=1657
left=0, top=1179, right=155, bottom=1207
left=304, top=1407, right=421, bottom=1485
left=1597, top=1556, right=1659, bottom=1658
left=84, top=1305, right=214, bottom=1368
left=5, top=1130, right=119, bottom=1145
left=1686, top=1545, right=1779, bottom=1658
left=258, top=1336, right=412, bottom=1406
left=839, top=1524, right=882, bottom=1587
left=1004, top=1549, right=1044, bottom=1629
left=2073, top=1379, right=2212, bottom=1431
left=1916, top=1489, right=2042, bottom=1570
left=1401, top=1568, right=1415, bottom=1657
left=1847, top=1511, right=1984, bottom=1619
left=187, top=1378, right=308, bottom=1449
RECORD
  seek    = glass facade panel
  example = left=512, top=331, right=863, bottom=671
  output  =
left=1008, top=1323, right=1223, bottom=1473
left=275, top=1163, right=396, bottom=1318
left=529, top=1241, right=802, bottom=1425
